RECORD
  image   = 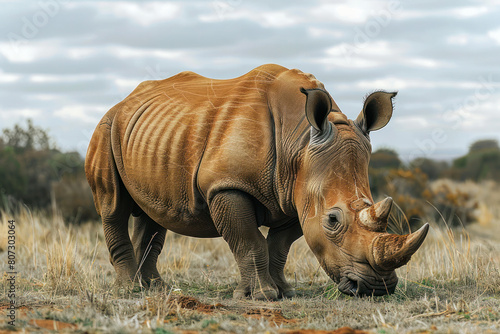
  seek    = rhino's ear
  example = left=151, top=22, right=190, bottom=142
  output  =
left=301, top=87, right=332, bottom=133
left=356, top=91, right=397, bottom=134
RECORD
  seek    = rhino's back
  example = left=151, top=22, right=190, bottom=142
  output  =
left=110, top=64, right=290, bottom=231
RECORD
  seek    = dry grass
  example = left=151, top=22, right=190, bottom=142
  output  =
left=1, top=181, right=499, bottom=333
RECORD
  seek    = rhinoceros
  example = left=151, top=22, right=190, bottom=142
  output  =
left=85, top=64, right=428, bottom=299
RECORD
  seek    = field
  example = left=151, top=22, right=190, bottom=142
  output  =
left=1, top=181, right=500, bottom=334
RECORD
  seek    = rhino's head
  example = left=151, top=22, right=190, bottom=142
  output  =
left=295, top=88, right=429, bottom=296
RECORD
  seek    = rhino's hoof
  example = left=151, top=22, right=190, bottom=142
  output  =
left=146, top=277, right=167, bottom=289
left=113, top=280, right=143, bottom=295
left=233, top=287, right=278, bottom=300
left=252, top=288, right=278, bottom=301
left=279, top=288, right=296, bottom=299
left=114, top=276, right=134, bottom=288
left=233, top=289, right=248, bottom=299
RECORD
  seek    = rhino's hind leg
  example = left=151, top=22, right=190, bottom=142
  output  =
left=102, top=201, right=138, bottom=288
left=209, top=190, right=278, bottom=300
left=267, top=220, right=303, bottom=298
left=131, top=212, right=167, bottom=287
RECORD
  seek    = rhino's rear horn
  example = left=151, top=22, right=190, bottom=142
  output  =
left=359, top=197, right=393, bottom=231
left=371, top=223, right=430, bottom=271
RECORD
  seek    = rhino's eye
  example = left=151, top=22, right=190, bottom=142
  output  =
left=323, top=210, right=345, bottom=244
left=329, top=213, right=340, bottom=225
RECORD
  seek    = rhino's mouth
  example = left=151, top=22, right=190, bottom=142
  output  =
left=337, top=271, right=398, bottom=297
left=338, top=277, right=358, bottom=295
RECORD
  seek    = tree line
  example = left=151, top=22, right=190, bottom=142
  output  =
left=369, top=140, right=500, bottom=228
left=0, top=120, right=97, bottom=222
left=370, top=139, right=500, bottom=183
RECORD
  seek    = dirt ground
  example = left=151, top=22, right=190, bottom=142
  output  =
left=0, top=295, right=372, bottom=333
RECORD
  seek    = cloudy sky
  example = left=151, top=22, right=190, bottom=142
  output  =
left=1, top=0, right=500, bottom=161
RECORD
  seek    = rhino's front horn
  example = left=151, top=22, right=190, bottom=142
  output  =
left=370, top=223, right=430, bottom=271
left=359, top=197, right=393, bottom=231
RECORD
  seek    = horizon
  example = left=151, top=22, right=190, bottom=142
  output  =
left=4, top=117, right=494, bottom=164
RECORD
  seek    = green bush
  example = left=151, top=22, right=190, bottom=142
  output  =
left=446, top=139, right=500, bottom=182
left=369, top=148, right=401, bottom=169
left=0, top=120, right=98, bottom=223
left=409, top=158, right=449, bottom=180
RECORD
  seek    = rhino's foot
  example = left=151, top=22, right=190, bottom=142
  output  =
left=253, top=287, right=278, bottom=301
left=278, top=287, right=296, bottom=299
left=145, top=277, right=169, bottom=290
left=233, top=288, right=278, bottom=301
left=138, top=268, right=163, bottom=284
left=275, top=280, right=296, bottom=298
left=113, top=277, right=144, bottom=295
left=269, top=275, right=296, bottom=299
left=233, top=281, right=278, bottom=301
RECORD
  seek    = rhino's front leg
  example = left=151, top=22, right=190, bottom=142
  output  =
left=131, top=212, right=167, bottom=287
left=267, top=219, right=303, bottom=298
left=209, top=190, right=278, bottom=300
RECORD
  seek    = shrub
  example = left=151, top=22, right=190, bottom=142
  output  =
left=369, top=144, right=481, bottom=228
left=409, top=158, right=449, bottom=180
left=370, top=148, right=401, bottom=169
left=52, top=175, right=99, bottom=223
left=0, top=120, right=97, bottom=223
left=425, top=180, right=478, bottom=226
left=448, top=139, right=500, bottom=182
left=371, top=167, right=479, bottom=228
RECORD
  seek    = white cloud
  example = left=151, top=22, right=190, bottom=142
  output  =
left=311, top=3, right=383, bottom=24
left=354, top=77, right=413, bottom=90
left=452, top=6, right=488, bottom=18
left=0, top=40, right=59, bottom=63
left=68, top=2, right=181, bottom=26
left=107, top=46, right=186, bottom=60
left=0, top=73, right=21, bottom=83
left=320, top=41, right=396, bottom=68
left=454, top=95, right=500, bottom=131
left=67, top=47, right=98, bottom=60
left=393, top=116, right=430, bottom=128
left=488, top=28, right=500, bottom=45
left=397, top=6, right=488, bottom=20
left=351, top=78, right=498, bottom=91
left=447, top=34, right=469, bottom=45
left=10, top=108, right=42, bottom=118
left=199, top=7, right=301, bottom=28
left=29, top=74, right=99, bottom=83
left=260, top=11, right=300, bottom=28
left=403, top=57, right=441, bottom=68
left=30, top=74, right=63, bottom=83
left=53, top=105, right=105, bottom=124
left=308, top=27, right=344, bottom=39
left=33, top=94, right=59, bottom=101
